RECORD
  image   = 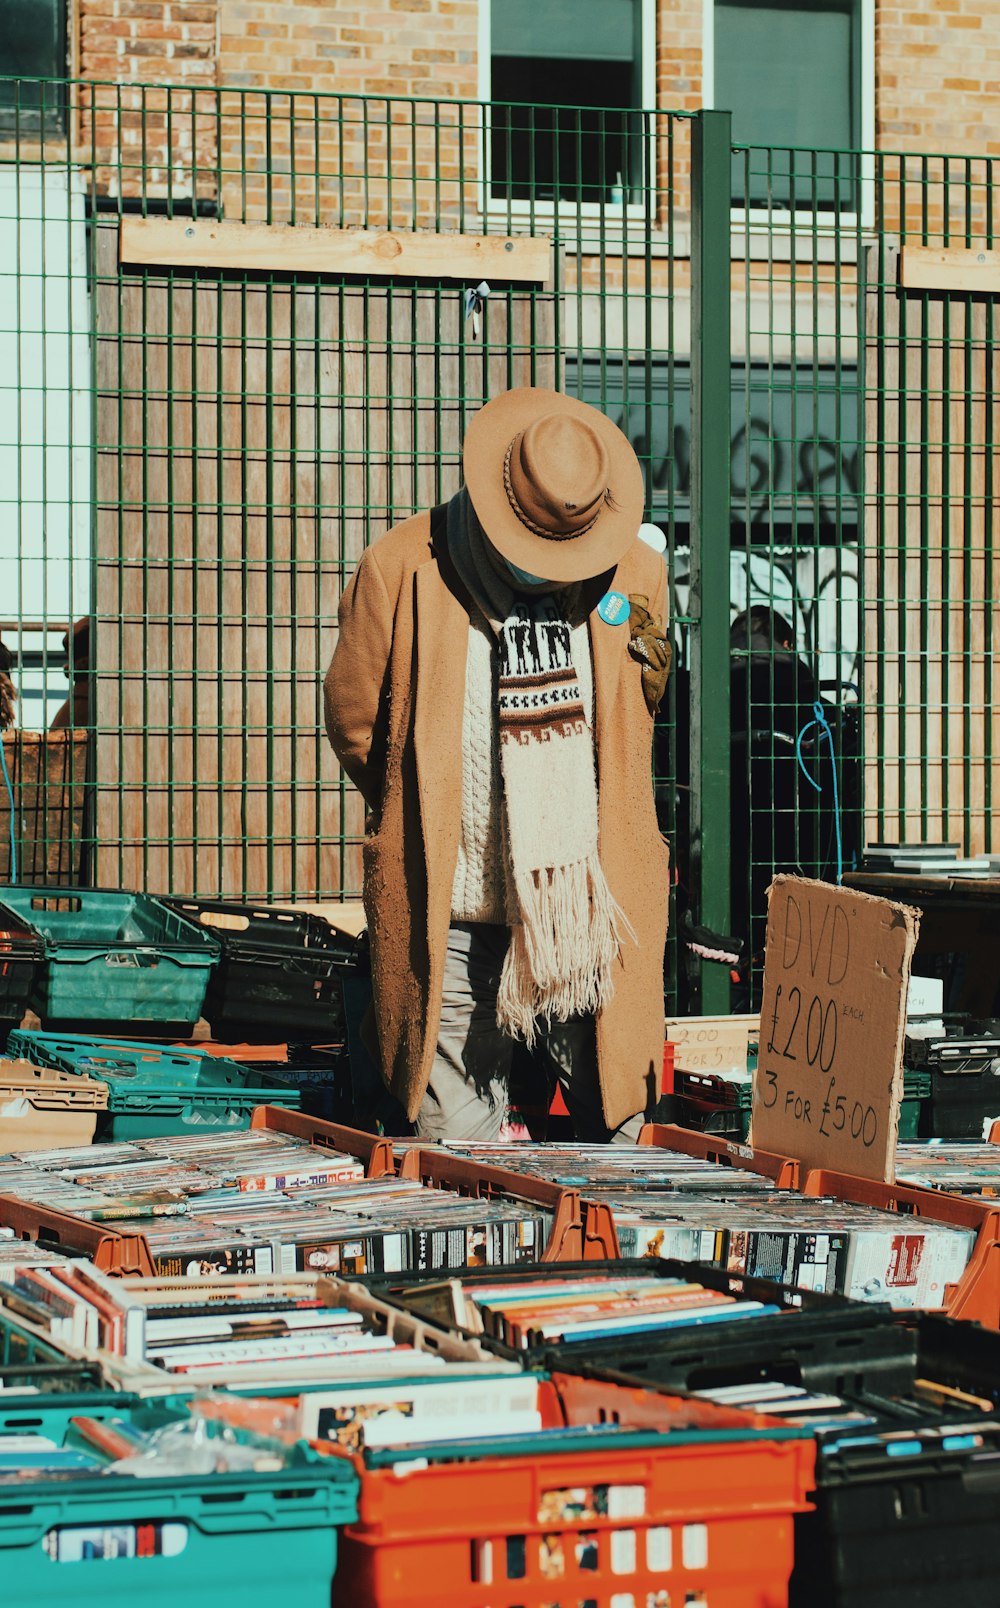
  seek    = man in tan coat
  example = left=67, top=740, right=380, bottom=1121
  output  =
left=325, top=387, right=671, bottom=1141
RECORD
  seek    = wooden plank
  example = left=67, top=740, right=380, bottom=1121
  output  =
left=901, top=245, right=1000, bottom=296
left=120, top=217, right=553, bottom=285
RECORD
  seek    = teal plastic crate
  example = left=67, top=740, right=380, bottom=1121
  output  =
left=898, top=1069, right=931, bottom=1140
left=0, top=1308, right=67, bottom=1372
left=0, top=1393, right=359, bottom=1608
left=8, top=1032, right=212, bottom=1072
left=0, top=1391, right=185, bottom=1440
left=6, top=1032, right=301, bottom=1141
left=0, top=887, right=220, bottom=1032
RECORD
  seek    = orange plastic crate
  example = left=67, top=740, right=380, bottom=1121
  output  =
left=334, top=1375, right=816, bottom=1608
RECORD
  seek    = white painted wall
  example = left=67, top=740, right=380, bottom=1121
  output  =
left=0, top=166, right=91, bottom=729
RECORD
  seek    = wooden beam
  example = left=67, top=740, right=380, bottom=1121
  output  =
left=119, top=217, right=552, bottom=284
left=900, top=245, right=1000, bottom=295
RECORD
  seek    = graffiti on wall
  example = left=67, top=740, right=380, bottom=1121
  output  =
left=568, top=357, right=862, bottom=706
left=669, top=544, right=860, bottom=703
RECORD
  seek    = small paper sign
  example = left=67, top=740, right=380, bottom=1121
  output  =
left=751, top=876, right=920, bottom=1183
left=664, top=1014, right=758, bottom=1073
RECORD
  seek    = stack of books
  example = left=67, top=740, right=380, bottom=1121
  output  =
left=863, top=843, right=1000, bottom=877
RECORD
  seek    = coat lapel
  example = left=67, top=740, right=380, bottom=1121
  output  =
left=414, top=560, right=467, bottom=910
left=589, top=562, right=628, bottom=771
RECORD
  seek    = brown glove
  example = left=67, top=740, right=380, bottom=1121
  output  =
left=627, top=594, right=672, bottom=715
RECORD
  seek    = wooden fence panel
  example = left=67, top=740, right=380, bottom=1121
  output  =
left=864, top=240, right=1000, bottom=853
left=93, top=223, right=557, bottom=897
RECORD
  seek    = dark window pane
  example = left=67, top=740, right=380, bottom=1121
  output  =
left=0, top=0, right=67, bottom=131
left=716, top=0, right=859, bottom=208
left=491, top=57, right=633, bottom=204
left=494, top=0, right=637, bottom=62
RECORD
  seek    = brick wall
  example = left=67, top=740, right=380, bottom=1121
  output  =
left=211, top=0, right=479, bottom=221
left=875, top=1, right=1000, bottom=238
left=78, top=0, right=219, bottom=199
left=72, top=0, right=1000, bottom=213
left=656, top=0, right=704, bottom=112
left=217, top=0, right=477, bottom=99
left=876, top=0, right=1000, bottom=155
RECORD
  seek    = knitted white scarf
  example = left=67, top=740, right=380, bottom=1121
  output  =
left=446, top=490, right=631, bottom=1043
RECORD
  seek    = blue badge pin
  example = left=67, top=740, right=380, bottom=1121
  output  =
left=597, top=590, right=630, bottom=626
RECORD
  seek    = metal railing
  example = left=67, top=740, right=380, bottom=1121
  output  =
left=0, top=77, right=995, bottom=1010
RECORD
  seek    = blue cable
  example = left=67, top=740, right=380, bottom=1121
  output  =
left=0, top=735, right=14, bottom=880
left=796, top=699, right=842, bottom=885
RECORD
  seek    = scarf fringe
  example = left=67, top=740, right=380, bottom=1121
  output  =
left=496, top=856, right=636, bottom=1045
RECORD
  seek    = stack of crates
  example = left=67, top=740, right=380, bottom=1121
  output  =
left=558, top=1310, right=1000, bottom=1608
left=363, top=1261, right=1000, bottom=1608
left=6, top=1032, right=303, bottom=1141
left=0, top=1057, right=108, bottom=1149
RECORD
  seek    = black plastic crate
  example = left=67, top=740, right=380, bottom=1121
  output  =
left=921, top=1067, right=1000, bottom=1138
left=0, top=904, right=45, bottom=1038
left=362, top=1256, right=883, bottom=1369
left=545, top=1296, right=912, bottom=1394
left=531, top=1295, right=1000, bottom=1608
left=905, top=1016, right=1000, bottom=1138
left=791, top=1316, right=1000, bottom=1608
left=163, top=897, right=363, bottom=1040
left=790, top=1426, right=1000, bottom=1606
left=905, top=1017, right=1000, bottom=1074
left=255, top=1056, right=354, bottom=1124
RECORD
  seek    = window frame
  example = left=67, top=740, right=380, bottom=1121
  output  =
left=477, top=0, right=657, bottom=224
left=703, top=0, right=875, bottom=231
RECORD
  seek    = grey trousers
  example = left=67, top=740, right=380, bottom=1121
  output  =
left=415, top=921, right=645, bottom=1144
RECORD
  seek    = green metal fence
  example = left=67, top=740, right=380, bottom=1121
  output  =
left=0, top=77, right=996, bottom=1012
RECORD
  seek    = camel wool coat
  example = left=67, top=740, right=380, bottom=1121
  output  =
left=324, top=504, right=670, bottom=1129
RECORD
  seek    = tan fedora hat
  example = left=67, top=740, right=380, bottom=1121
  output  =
left=463, top=387, right=644, bottom=584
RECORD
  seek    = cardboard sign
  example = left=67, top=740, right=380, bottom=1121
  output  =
left=664, top=1014, right=758, bottom=1073
left=751, top=876, right=919, bottom=1183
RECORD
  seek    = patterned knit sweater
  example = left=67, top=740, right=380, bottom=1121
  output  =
left=449, top=500, right=594, bottom=924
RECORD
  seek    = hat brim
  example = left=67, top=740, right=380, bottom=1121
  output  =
left=462, top=387, right=645, bottom=585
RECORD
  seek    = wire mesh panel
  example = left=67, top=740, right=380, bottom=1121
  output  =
left=1, top=74, right=997, bottom=1012
left=719, top=140, right=999, bottom=1000
left=92, top=224, right=556, bottom=898
left=0, top=94, right=93, bottom=884
left=725, top=143, right=864, bottom=991
left=865, top=208, right=998, bottom=856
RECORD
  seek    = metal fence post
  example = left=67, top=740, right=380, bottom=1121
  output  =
left=690, top=109, right=733, bottom=1013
